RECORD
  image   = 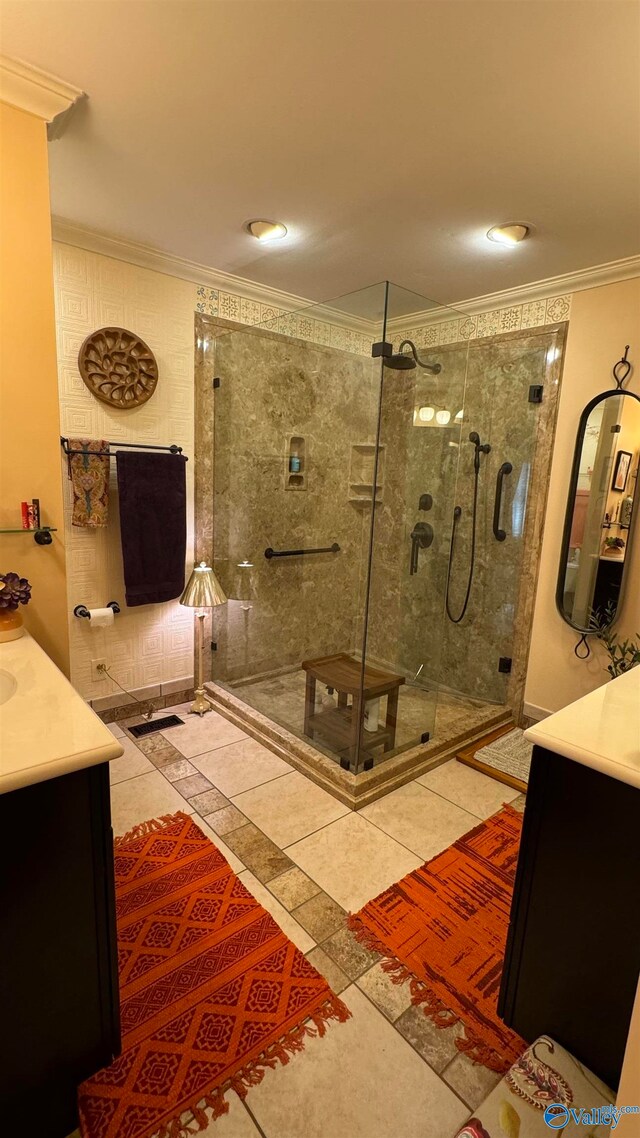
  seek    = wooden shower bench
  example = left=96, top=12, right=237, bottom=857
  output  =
left=301, top=652, right=405, bottom=767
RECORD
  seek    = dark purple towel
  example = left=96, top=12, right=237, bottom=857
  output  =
left=116, top=451, right=187, bottom=607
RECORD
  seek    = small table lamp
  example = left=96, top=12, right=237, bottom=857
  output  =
left=180, top=561, right=227, bottom=716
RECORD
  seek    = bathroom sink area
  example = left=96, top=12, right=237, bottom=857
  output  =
left=0, top=668, right=17, bottom=706
left=0, top=631, right=123, bottom=793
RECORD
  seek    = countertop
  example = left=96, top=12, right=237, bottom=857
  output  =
left=525, top=666, right=640, bottom=789
left=0, top=632, right=123, bottom=794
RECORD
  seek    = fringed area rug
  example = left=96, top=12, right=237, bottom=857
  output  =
left=79, top=811, right=350, bottom=1138
left=348, top=803, right=525, bottom=1075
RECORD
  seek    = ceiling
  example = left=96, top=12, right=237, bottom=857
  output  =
left=1, top=0, right=639, bottom=306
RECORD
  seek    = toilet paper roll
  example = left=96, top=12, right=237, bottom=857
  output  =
left=87, top=607, right=114, bottom=628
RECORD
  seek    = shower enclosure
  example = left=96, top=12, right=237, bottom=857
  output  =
left=196, top=281, right=565, bottom=794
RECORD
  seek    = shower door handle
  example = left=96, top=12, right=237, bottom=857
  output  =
left=493, top=462, right=513, bottom=542
left=410, top=522, right=434, bottom=574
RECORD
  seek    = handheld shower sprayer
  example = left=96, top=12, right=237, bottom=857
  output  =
left=445, top=432, right=492, bottom=623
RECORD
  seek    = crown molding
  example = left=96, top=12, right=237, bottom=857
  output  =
left=0, top=55, right=83, bottom=124
left=389, top=255, right=640, bottom=332
left=52, top=218, right=640, bottom=334
left=51, top=218, right=375, bottom=334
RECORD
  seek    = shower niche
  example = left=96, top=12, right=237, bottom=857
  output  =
left=285, top=435, right=306, bottom=490
left=349, top=442, right=385, bottom=505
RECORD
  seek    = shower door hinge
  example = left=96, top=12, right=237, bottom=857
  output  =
left=498, top=656, right=512, bottom=674
left=528, top=385, right=543, bottom=403
left=371, top=341, right=393, bottom=359
left=210, top=641, right=217, bottom=651
left=212, top=377, right=221, bottom=389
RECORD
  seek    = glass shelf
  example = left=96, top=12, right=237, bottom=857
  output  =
left=0, top=527, right=56, bottom=545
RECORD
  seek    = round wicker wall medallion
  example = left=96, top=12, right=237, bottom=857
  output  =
left=78, top=327, right=158, bottom=408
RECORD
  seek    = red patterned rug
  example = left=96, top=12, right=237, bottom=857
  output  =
left=348, top=803, right=525, bottom=1074
left=79, top=811, right=350, bottom=1138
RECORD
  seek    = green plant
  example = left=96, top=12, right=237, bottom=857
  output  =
left=603, top=535, right=625, bottom=551
left=589, top=603, right=640, bottom=678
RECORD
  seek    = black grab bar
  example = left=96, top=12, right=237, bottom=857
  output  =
left=265, top=543, right=340, bottom=560
left=493, top=462, right=513, bottom=542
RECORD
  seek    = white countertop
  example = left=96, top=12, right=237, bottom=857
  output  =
left=0, top=632, right=123, bottom=794
left=525, top=666, right=640, bottom=789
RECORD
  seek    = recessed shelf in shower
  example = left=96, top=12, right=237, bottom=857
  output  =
left=285, top=436, right=306, bottom=490
left=348, top=442, right=385, bottom=504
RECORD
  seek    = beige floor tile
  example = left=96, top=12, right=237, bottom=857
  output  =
left=110, top=770, right=194, bottom=836
left=286, top=811, right=421, bottom=911
left=305, top=946, right=350, bottom=995
left=395, top=1005, right=465, bottom=1073
left=231, top=771, right=349, bottom=848
left=108, top=738, right=154, bottom=785
left=246, top=984, right=468, bottom=1138
left=171, top=773, right=213, bottom=799
left=189, top=787, right=229, bottom=815
left=417, top=760, right=519, bottom=818
left=223, top=823, right=294, bottom=883
left=356, top=961, right=413, bottom=1022
left=268, top=866, right=321, bottom=910
left=202, top=804, right=247, bottom=836
left=239, top=869, right=314, bottom=953
left=152, top=1093, right=261, bottom=1138
left=188, top=815, right=244, bottom=873
left=106, top=720, right=125, bottom=739
left=160, top=711, right=247, bottom=759
left=443, top=1051, right=502, bottom=1110
left=360, top=781, right=478, bottom=861
left=192, top=737, right=292, bottom=796
left=292, top=892, right=346, bottom=941
left=321, top=926, right=380, bottom=980
left=161, top=758, right=199, bottom=782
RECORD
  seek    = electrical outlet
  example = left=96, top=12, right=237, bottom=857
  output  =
left=92, top=658, right=107, bottom=681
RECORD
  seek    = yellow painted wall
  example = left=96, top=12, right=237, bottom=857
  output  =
left=0, top=101, right=69, bottom=673
left=525, top=277, right=640, bottom=714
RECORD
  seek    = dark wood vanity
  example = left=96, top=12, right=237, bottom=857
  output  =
left=499, top=670, right=640, bottom=1090
left=0, top=632, right=123, bottom=1136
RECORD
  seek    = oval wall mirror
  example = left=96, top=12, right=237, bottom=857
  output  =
left=557, top=387, right=640, bottom=632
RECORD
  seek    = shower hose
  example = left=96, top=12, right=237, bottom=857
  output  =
left=445, top=461, right=481, bottom=624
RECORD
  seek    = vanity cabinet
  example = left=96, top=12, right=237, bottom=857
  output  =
left=499, top=743, right=639, bottom=1090
left=0, top=762, right=120, bottom=1135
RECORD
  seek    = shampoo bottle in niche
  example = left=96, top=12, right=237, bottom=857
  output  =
left=289, top=451, right=301, bottom=473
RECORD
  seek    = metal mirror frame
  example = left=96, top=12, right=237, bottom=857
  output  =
left=556, top=387, right=640, bottom=633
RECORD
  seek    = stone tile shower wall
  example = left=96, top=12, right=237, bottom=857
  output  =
left=368, top=327, right=566, bottom=709
left=207, top=321, right=380, bottom=683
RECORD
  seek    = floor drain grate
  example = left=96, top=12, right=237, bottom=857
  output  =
left=128, top=715, right=184, bottom=738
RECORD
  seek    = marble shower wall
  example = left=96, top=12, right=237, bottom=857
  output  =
left=208, top=322, right=381, bottom=681
left=367, top=326, right=566, bottom=708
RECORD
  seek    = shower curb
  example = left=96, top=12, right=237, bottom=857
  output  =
left=204, top=681, right=512, bottom=808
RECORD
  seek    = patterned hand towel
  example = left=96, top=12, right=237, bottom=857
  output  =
left=67, top=439, right=110, bottom=527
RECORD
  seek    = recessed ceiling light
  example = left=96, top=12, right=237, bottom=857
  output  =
left=246, top=219, right=288, bottom=242
left=486, top=223, right=530, bottom=246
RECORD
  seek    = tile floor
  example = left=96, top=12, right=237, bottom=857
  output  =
left=84, top=703, right=525, bottom=1138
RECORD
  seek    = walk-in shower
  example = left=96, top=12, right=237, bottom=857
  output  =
left=195, top=281, right=566, bottom=802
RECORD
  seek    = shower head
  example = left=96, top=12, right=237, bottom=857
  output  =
left=383, top=339, right=442, bottom=374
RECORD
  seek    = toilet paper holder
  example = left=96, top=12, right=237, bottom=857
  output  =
left=73, top=601, right=121, bottom=619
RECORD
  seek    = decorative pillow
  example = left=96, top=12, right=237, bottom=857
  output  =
left=453, top=1036, right=615, bottom=1138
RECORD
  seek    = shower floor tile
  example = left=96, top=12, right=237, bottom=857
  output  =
left=359, top=780, right=478, bottom=861
left=231, top=771, right=350, bottom=848
left=221, top=667, right=501, bottom=761
left=417, top=758, right=520, bottom=818
left=285, top=810, right=422, bottom=912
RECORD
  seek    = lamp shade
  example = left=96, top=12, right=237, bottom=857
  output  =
left=180, top=562, right=227, bottom=608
